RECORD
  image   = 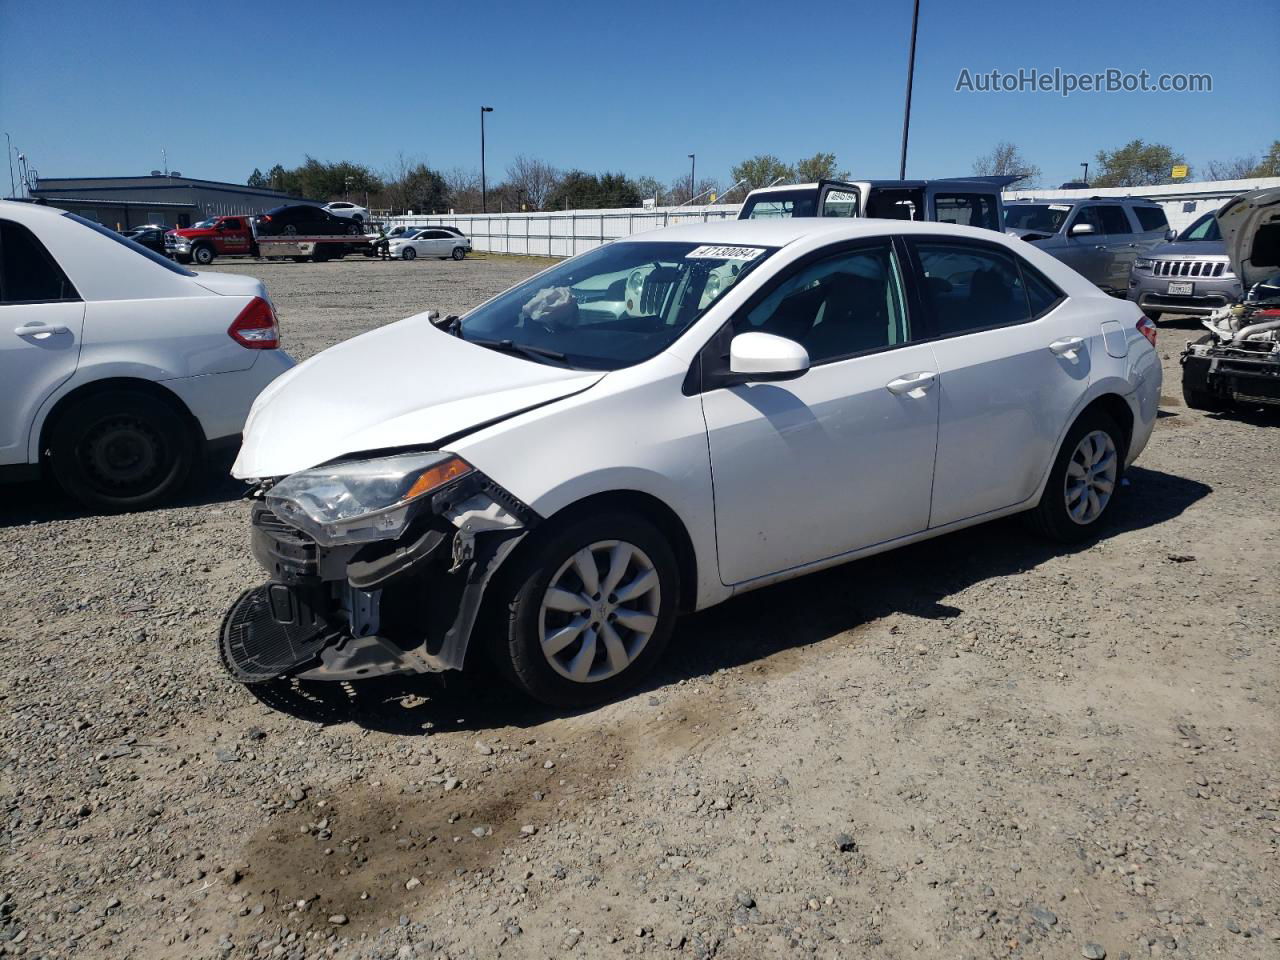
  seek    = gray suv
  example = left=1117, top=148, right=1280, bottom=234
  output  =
left=1004, top=197, right=1171, bottom=294
left=1125, top=210, right=1241, bottom=320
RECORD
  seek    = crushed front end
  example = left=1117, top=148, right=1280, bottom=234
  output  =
left=1181, top=279, right=1280, bottom=409
left=219, top=452, right=537, bottom=684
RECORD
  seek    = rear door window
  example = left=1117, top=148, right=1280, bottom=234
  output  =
left=1094, top=205, right=1133, bottom=235
left=0, top=219, right=81, bottom=302
left=933, top=193, right=1000, bottom=231
left=911, top=240, right=1033, bottom=336
left=1133, top=207, right=1169, bottom=232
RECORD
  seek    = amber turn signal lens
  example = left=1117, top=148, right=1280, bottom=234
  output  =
left=402, top=456, right=472, bottom=502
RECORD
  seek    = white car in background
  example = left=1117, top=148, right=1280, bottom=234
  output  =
left=389, top=227, right=472, bottom=261
left=0, top=200, right=294, bottom=509
left=222, top=218, right=1160, bottom=707
left=322, top=201, right=369, bottom=222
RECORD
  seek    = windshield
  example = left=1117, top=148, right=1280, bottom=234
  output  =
left=191, top=218, right=217, bottom=229
left=457, top=240, right=774, bottom=370
left=1179, top=212, right=1221, bottom=242
left=65, top=213, right=197, bottom=276
left=1004, top=204, right=1070, bottom=233
left=741, top=189, right=818, bottom=219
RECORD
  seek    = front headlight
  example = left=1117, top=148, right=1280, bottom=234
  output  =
left=266, top=452, right=472, bottom=546
left=1133, top=258, right=1154, bottom=271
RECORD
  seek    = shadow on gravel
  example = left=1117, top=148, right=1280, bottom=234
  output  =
left=249, top=466, right=1210, bottom=734
left=0, top=460, right=245, bottom=529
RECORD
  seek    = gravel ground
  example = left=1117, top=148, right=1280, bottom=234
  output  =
left=1, top=255, right=1277, bottom=960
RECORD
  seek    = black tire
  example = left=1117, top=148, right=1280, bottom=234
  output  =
left=452, top=246, right=466, bottom=261
left=1182, top=383, right=1229, bottom=412
left=291, top=256, right=309, bottom=263
left=283, top=224, right=298, bottom=236
left=352, top=213, right=363, bottom=223
left=175, top=253, right=193, bottom=265
left=1026, top=408, right=1126, bottom=544
left=1142, top=309, right=1162, bottom=323
left=48, top=391, right=197, bottom=511
left=192, top=244, right=215, bottom=265
left=402, top=246, right=417, bottom=261
left=346, top=223, right=360, bottom=235
left=489, top=512, right=680, bottom=707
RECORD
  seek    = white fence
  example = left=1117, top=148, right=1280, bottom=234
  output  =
left=388, top=204, right=741, bottom=257
left=390, top=178, right=1280, bottom=258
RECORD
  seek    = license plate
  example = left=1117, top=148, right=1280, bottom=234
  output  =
left=1167, top=281, right=1194, bottom=296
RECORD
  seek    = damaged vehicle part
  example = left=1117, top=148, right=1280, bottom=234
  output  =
left=1180, top=187, right=1280, bottom=412
left=220, top=461, right=537, bottom=684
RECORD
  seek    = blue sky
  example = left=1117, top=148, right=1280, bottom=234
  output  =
left=2, top=0, right=1276, bottom=191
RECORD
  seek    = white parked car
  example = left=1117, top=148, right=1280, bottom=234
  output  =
left=322, top=201, right=369, bottom=222
left=0, top=200, right=294, bottom=509
left=389, top=228, right=471, bottom=261
left=222, top=218, right=1160, bottom=706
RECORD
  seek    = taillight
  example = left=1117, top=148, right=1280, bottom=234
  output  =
left=229, top=296, right=279, bottom=349
left=1136, top=316, right=1157, bottom=347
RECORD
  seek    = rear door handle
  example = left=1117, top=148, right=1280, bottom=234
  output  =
left=1049, top=336, right=1085, bottom=357
left=14, top=322, right=70, bottom=337
left=886, top=371, right=937, bottom=397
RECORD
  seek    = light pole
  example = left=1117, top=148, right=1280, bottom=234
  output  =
left=480, top=106, right=494, bottom=213
left=1080, top=162, right=1089, bottom=185
left=898, top=0, right=920, bottom=179
left=688, top=154, right=695, bottom=204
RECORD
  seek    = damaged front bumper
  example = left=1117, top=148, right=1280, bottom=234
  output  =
left=220, top=469, right=538, bottom=683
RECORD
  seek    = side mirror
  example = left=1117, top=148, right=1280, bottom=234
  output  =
left=1069, top=222, right=1096, bottom=237
left=1165, top=227, right=1177, bottom=241
left=729, top=332, right=809, bottom=381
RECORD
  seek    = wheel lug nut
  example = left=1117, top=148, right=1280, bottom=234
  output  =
left=608, top=594, right=617, bottom=604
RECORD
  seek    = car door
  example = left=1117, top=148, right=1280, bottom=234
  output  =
left=700, top=238, right=940, bottom=585
left=1094, top=204, right=1138, bottom=290
left=218, top=217, right=250, bottom=254
left=0, top=218, right=86, bottom=466
left=906, top=237, right=1087, bottom=528
left=1058, top=205, right=1110, bottom=286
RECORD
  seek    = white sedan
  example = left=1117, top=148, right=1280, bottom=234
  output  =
left=389, top=228, right=471, bottom=261
left=0, top=200, right=294, bottom=509
left=321, top=201, right=368, bottom=222
left=222, top=218, right=1160, bottom=706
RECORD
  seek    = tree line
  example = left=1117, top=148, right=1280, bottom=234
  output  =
left=246, top=139, right=1280, bottom=214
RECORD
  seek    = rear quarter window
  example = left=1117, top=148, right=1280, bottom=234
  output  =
left=1134, top=207, right=1169, bottom=232
left=0, top=219, right=81, bottom=302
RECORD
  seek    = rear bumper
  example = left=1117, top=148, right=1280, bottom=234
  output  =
left=161, top=350, right=295, bottom=444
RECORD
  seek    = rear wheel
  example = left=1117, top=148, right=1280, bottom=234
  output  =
left=1027, top=409, right=1125, bottom=543
left=402, top=246, right=417, bottom=261
left=452, top=246, right=466, bottom=261
left=192, top=244, right=215, bottom=265
left=283, top=224, right=298, bottom=236
left=48, top=391, right=197, bottom=511
left=490, top=512, right=679, bottom=707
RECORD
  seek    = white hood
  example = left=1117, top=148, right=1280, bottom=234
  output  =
left=232, top=314, right=605, bottom=478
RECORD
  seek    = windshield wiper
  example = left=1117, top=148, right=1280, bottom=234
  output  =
left=466, top=337, right=569, bottom=364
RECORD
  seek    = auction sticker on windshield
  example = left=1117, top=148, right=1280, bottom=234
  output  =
left=686, top=245, right=767, bottom=260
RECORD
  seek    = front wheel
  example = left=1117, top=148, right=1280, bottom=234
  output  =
left=1026, top=410, right=1125, bottom=543
left=491, top=513, right=679, bottom=707
left=48, top=391, right=196, bottom=511
left=451, top=246, right=466, bottom=261
left=192, top=245, right=215, bottom=265
left=401, top=246, right=416, bottom=261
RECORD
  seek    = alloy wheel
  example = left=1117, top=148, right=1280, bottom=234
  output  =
left=538, top=539, right=661, bottom=683
left=1064, top=429, right=1117, bottom=525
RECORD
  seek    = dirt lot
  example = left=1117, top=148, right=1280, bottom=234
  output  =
left=1, top=255, right=1277, bottom=960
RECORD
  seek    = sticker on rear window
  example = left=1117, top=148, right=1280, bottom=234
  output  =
left=687, top=245, right=766, bottom=260
left=1049, top=204, right=1071, bottom=211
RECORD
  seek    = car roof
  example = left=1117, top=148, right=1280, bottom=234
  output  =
left=626, top=217, right=1007, bottom=247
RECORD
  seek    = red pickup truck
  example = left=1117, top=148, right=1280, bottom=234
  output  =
left=164, top=215, right=257, bottom=265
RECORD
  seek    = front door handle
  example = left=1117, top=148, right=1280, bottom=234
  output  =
left=1049, top=336, right=1085, bottom=358
left=886, top=371, right=937, bottom=397
left=14, top=322, right=70, bottom=337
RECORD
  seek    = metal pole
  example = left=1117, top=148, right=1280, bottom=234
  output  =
left=1081, top=162, right=1089, bottom=185
left=688, top=154, right=695, bottom=203
left=480, top=106, right=493, bottom=213
left=897, top=0, right=920, bottom=180
left=4, top=134, right=13, bottom=199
